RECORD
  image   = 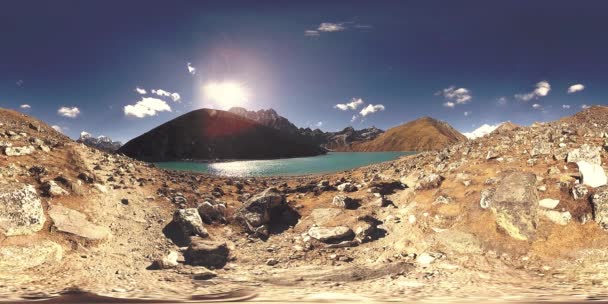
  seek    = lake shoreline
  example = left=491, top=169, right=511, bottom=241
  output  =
left=155, top=152, right=414, bottom=177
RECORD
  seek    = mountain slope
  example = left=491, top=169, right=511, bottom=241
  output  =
left=350, top=117, right=467, bottom=152
left=118, top=109, right=325, bottom=161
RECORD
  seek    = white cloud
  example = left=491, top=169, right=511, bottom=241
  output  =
left=16, top=80, right=23, bottom=87
left=318, top=22, right=346, bottom=32
left=51, top=125, right=63, bottom=133
left=351, top=115, right=358, bottom=122
left=532, top=103, right=542, bottom=109
left=124, top=97, right=172, bottom=118
left=304, top=30, right=320, bottom=37
left=463, top=123, right=502, bottom=139
left=567, top=83, right=585, bottom=94
left=515, top=81, right=551, bottom=101
left=360, top=104, right=385, bottom=116
left=334, top=98, right=364, bottom=111
left=464, top=111, right=471, bottom=117
left=562, top=104, right=571, bottom=109
left=315, top=121, right=323, bottom=127
left=135, top=87, right=146, bottom=94
left=497, top=97, right=508, bottom=105
left=436, top=86, right=472, bottom=106
left=57, top=106, right=80, bottom=118
left=187, top=62, right=196, bottom=75
left=20, top=104, right=31, bottom=109
left=152, top=89, right=181, bottom=102
left=581, top=104, right=591, bottom=109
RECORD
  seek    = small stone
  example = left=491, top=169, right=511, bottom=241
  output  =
left=266, top=258, right=279, bottom=266
left=538, top=198, right=559, bottom=209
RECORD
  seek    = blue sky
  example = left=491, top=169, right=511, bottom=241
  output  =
left=0, top=0, right=606, bottom=143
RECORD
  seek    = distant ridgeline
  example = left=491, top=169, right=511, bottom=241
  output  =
left=77, top=132, right=122, bottom=152
left=118, top=107, right=468, bottom=161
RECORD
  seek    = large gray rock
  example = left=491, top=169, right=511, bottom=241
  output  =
left=567, top=144, right=602, bottom=165
left=197, top=201, right=226, bottom=224
left=482, top=172, right=539, bottom=241
left=184, top=237, right=229, bottom=269
left=592, top=186, right=608, bottom=230
left=337, top=182, right=357, bottom=192
left=235, top=187, right=287, bottom=238
left=173, top=208, right=208, bottom=238
left=3, top=145, right=35, bottom=156
left=0, top=184, right=46, bottom=236
left=577, top=161, right=607, bottom=188
left=415, top=174, right=443, bottom=190
left=308, top=226, right=354, bottom=243
left=41, top=180, right=69, bottom=197
left=332, top=195, right=357, bottom=209
left=48, top=205, right=111, bottom=240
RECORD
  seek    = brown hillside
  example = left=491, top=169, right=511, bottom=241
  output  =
left=350, top=116, right=467, bottom=152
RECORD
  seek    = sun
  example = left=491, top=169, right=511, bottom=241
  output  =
left=203, top=81, right=249, bottom=109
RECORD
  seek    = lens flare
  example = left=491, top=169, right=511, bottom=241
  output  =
left=203, top=81, right=249, bottom=109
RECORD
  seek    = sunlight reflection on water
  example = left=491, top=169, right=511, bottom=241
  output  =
left=156, top=152, right=412, bottom=177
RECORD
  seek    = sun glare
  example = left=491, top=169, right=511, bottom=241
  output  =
left=203, top=81, right=249, bottom=109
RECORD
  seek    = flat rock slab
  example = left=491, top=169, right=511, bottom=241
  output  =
left=308, top=226, right=354, bottom=243
left=0, top=184, right=46, bottom=236
left=0, top=240, right=63, bottom=274
left=48, top=205, right=111, bottom=241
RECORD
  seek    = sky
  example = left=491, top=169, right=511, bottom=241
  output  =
left=1, top=0, right=607, bottom=143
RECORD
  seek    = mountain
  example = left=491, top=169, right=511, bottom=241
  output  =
left=228, top=107, right=301, bottom=135
left=350, top=117, right=467, bottom=152
left=491, top=121, right=521, bottom=135
left=77, top=131, right=122, bottom=152
left=228, top=107, right=384, bottom=150
left=325, top=126, right=384, bottom=151
left=118, top=108, right=326, bottom=161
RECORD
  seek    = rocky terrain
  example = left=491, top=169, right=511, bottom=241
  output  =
left=1, top=106, right=608, bottom=302
left=118, top=108, right=325, bottom=161
left=77, top=132, right=122, bottom=152
left=350, top=116, right=467, bottom=152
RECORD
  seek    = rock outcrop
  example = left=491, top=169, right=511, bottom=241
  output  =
left=48, top=205, right=111, bottom=241
left=482, top=172, right=539, bottom=241
left=0, top=184, right=46, bottom=236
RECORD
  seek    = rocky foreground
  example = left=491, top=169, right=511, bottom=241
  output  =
left=1, top=107, right=608, bottom=302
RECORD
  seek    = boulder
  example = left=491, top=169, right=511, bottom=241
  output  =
left=149, top=251, right=179, bottom=270
left=3, top=145, right=35, bottom=156
left=332, top=195, right=357, bottom=209
left=307, top=226, right=354, bottom=243
left=310, top=208, right=343, bottom=226
left=173, top=208, right=208, bottom=238
left=235, top=187, right=289, bottom=238
left=415, top=174, right=443, bottom=190
left=41, top=180, right=69, bottom=197
left=577, top=161, right=607, bottom=188
left=0, top=184, right=46, bottom=236
left=482, top=172, right=539, bottom=241
left=572, top=184, right=589, bottom=200
left=592, top=186, right=608, bottom=230
left=541, top=210, right=572, bottom=226
left=567, top=144, right=602, bottom=165
left=538, top=198, right=559, bottom=209
left=197, top=201, right=226, bottom=224
left=48, top=205, right=111, bottom=241
left=337, top=182, right=357, bottom=192
left=184, top=237, right=229, bottom=269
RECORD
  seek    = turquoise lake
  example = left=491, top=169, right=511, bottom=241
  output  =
left=155, top=152, right=413, bottom=177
